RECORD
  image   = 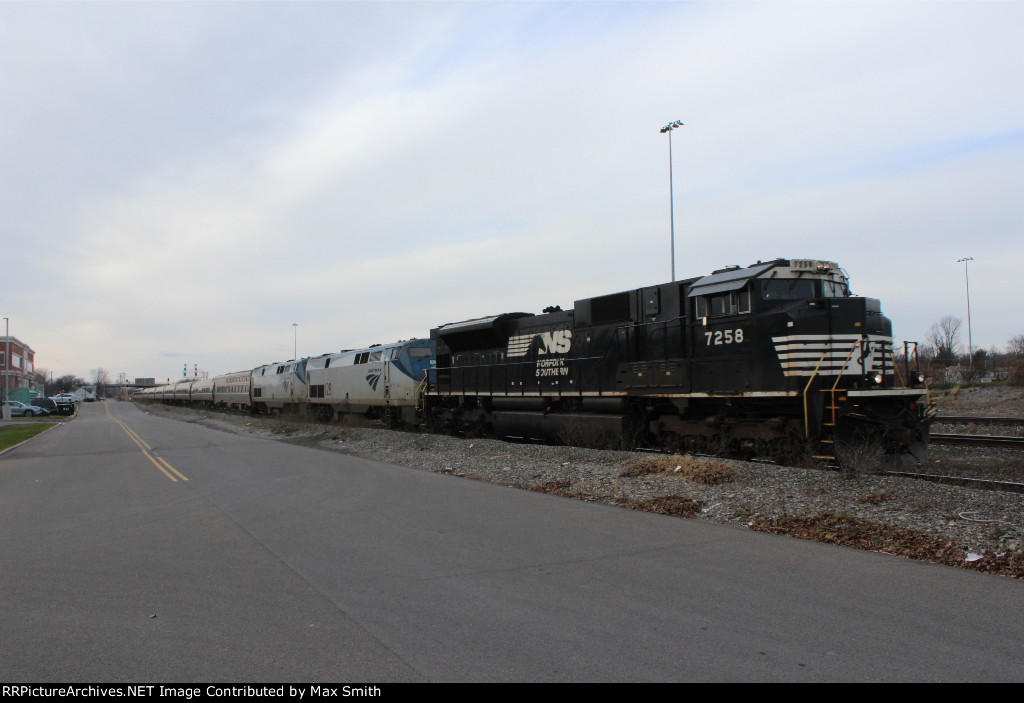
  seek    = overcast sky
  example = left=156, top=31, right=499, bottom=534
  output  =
left=2, top=0, right=1021, bottom=383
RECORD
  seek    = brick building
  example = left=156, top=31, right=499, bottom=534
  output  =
left=1, top=336, right=36, bottom=399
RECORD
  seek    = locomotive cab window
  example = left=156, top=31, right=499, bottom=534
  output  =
left=696, top=287, right=751, bottom=317
left=760, top=279, right=815, bottom=300
left=822, top=280, right=849, bottom=297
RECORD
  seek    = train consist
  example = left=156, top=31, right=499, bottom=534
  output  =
left=140, top=339, right=437, bottom=425
left=139, top=258, right=935, bottom=463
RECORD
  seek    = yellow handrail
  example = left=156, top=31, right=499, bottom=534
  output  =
left=802, top=350, right=829, bottom=439
left=832, top=340, right=862, bottom=393
left=415, top=370, right=430, bottom=413
left=803, top=339, right=862, bottom=439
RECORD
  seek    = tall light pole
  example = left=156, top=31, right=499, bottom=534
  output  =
left=660, top=120, right=684, bottom=281
left=293, top=323, right=298, bottom=360
left=3, top=317, right=9, bottom=420
left=957, top=257, right=974, bottom=367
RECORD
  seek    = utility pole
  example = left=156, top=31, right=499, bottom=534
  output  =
left=957, top=257, right=974, bottom=373
left=660, top=120, right=684, bottom=281
left=3, top=318, right=9, bottom=420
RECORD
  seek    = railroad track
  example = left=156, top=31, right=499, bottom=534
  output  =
left=885, top=470, right=1024, bottom=494
left=934, top=415, right=1024, bottom=426
left=930, top=433, right=1024, bottom=449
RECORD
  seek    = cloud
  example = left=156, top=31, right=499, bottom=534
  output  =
left=2, top=1, right=1021, bottom=380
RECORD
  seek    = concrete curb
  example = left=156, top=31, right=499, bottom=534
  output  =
left=0, top=421, right=64, bottom=457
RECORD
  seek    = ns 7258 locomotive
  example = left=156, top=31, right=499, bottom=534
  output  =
left=428, top=258, right=934, bottom=463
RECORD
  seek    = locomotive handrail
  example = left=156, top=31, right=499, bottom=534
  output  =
left=415, top=370, right=430, bottom=413
left=907, top=342, right=934, bottom=409
left=802, top=350, right=830, bottom=439
left=886, top=345, right=933, bottom=406
left=802, top=338, right=862, bottom=439
left=833, top=339, right=862, bottom=394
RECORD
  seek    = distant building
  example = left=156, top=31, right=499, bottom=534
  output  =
left=1, top=336, right=35, bottom=400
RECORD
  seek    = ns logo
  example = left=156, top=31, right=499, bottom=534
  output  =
left=537, top=330, right=572, bottom=355
left=507, top=329, right=573, bottom=357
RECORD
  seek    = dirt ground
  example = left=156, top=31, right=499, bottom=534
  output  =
left=930, top=385, right=1024, bottom=416
left=924, top=383, right=1024, bottom=490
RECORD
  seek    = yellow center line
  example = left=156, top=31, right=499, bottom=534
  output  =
left=140, top=447, right=180, bottom=482
left=118, top=420, right=152, bottom=450
left=106, top=403, right=189, bottom=482
left=155, top=455, right=189, bottom=482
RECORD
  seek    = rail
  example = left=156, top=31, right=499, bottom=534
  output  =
left=929, top=433, right=1024, bottom=449
left=934, top=415, right=1024, bottom=425
left=885, top=470, right=1024, bottom=493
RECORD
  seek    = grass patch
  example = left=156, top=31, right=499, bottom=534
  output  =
left=0, top=423, right=56, bottom=451
left=620, top=454, right=736, bottom=485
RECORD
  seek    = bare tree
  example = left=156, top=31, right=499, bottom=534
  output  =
left=91, top=368, right=110, bottom=398
left=1008, top=334, right=1024, bottom=358
left=925, top=316, right=962, bottom=365
left=32, top=368, right=51, bottom=395
left=54, top=374, right=86, bottom=394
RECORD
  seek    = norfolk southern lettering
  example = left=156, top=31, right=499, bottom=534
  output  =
left=535, top=358, right=569, bottom=377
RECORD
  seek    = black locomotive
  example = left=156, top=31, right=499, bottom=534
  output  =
left=428, top=258, right=934, bottom=463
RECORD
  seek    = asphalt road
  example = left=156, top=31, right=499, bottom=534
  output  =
left=1, top=401, right=1021, bottom=682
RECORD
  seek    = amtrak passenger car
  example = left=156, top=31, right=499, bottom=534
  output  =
left=212, top=370, right=253, bottom=411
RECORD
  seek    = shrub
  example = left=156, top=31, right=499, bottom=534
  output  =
left=1009, top=361, right=1024, bottom=387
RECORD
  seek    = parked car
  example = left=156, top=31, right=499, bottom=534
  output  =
left=2, top=400, right=46, bottom=417
left=30, top=398, right=59, bottom=415
left=50, top=395, right=77, bottom=415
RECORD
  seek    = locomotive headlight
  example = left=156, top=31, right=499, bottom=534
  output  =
left=910, top=370, right=925, bottom=386
left=869, top=372, right=884, bottom=385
